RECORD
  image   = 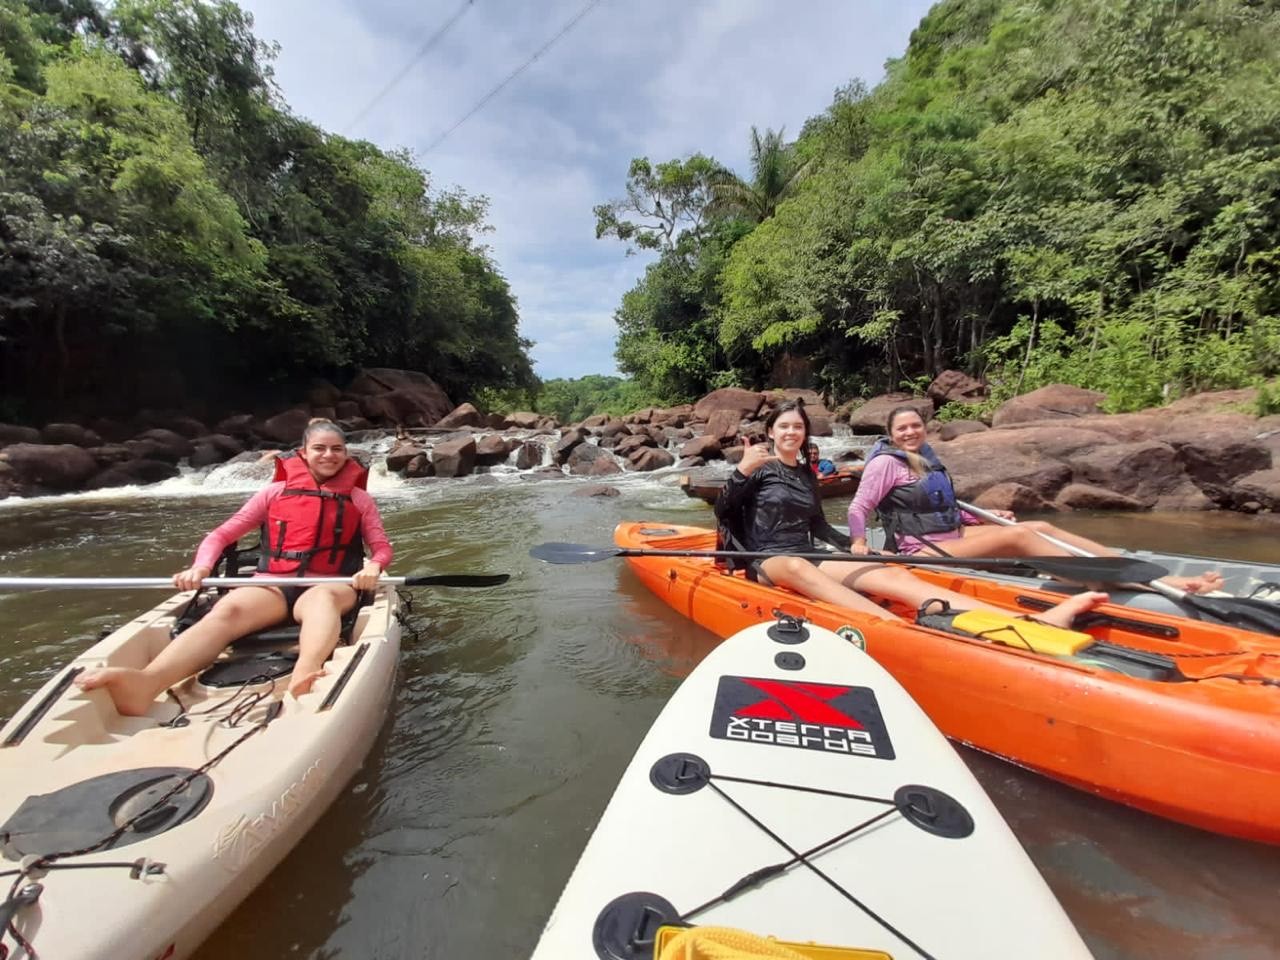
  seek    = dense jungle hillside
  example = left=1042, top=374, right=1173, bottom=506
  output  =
left=0, top=0, right=536, bottom=422
left=595, top=0, right=1280, bottom=414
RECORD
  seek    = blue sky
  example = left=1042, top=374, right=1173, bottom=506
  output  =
left=238, top=0, right=938, bottom=380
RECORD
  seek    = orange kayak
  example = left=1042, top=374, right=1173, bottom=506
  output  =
left=615, top=521, right=1280, bottom=844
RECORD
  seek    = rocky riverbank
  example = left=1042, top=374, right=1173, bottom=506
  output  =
left=3, top=370, right=1277, bottom=514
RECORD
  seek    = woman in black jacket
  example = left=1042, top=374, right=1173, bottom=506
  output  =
left=715, top=400, right=1105, bottom=627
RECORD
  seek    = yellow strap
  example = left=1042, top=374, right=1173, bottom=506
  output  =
left=658, top=927, right=812, bottom=960
left=948, top=609, right=1092, bottom=657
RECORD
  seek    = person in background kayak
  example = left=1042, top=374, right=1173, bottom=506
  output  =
left=715, top=400, right=1106, bottom=626
left=847, top=406, right=1224, bottom=594
left=807, top=442, right=838, bottom=477
left=75, top=419, right=393, bottom=715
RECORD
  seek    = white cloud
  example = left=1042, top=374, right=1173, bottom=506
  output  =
left=240, top=0, right=937, bottom=380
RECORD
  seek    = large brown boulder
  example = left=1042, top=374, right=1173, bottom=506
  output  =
left=848, top=394, right=933, bottom=434
left=1053, top=484, right=1149, bottom=511
left=214, top=414, right=257, bottom=439
left=189, top=434, right=244, bottom=469
left=927, top=370, right=988, bottom=406
left=554, top=427, right=588, bottom=465
left=1065, top=440, right=1188, bottom=507
left=475, top=435, right=513, bottom=466
left=0, top=443, right=99, bottom=490
left=993, top=424, right=1116, bottom=460
left=436, top=403, right=485, bottom=429
left=567, top=443, right=617, bottom=475
left=87, top=459, right=180, bottom=489
left=693, top=388, right=764, bottom=422
left=41, top=423, right=94, bottom=446
left=652, top=405, right=693, bottom=428
left=600, top=419, right=630, bottom=440
left=127, top=429, right=194, bottom=463
left=151, top=416, right=209, bottom=439
left=259, top=409, right=312, bottom=446
left=628, top=447, right=675, bottom=472
left=0, top=423, right=42, bottom=447
left=572, top=482, right=622, bottom=497
left=990, top=384, right=1105, bottom=428
left=404, top=454, right=435, bottom=478
left=504, top=411, right=542, bottom=430
left=970, top=482, right=1054, bottom=513
left=514, top=441, right=543, bottom=470
left=938, top=420, right=988, bottom=441
left=1227, top=468, right=1280, bottom=512
left=614, top=434, right=656, bottom=457
left=87, top=444, right=132, bottom=466
left=937, top=431, right=1073, bottom=502
left=306, top=379, right=342, bottom=408
left=704, top=408, right=742, bottom=444
left=346, top=368, right=453, bottom=425
left=1156, top=420, right=1272, bottom=499
left=808, top=415, right=833, bottom=437
left=680, top=435, right=722, bottom=460
left=432, top=437, right=476, bottom=477
left=386, top=439, right=428, bottom=473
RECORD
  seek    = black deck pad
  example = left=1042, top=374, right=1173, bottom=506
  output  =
left=1, top=767, right=213, bottom=860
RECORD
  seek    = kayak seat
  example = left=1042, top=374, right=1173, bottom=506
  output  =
left=172, top=591, right=368, bottom=651
left=170, top=538, right=371, bottom=651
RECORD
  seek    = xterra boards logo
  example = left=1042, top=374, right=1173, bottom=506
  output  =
left=710, top=676, right=895, bottom=760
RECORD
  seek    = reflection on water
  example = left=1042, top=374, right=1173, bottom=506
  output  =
left=1, top=486, right=1279, bottom=959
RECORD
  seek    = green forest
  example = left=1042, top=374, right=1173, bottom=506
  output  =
left=597, top=0, right=1280, bottom=414
left=5, top=0, right=1279, bottom=427
left=0, top=0, right=535, bottom=422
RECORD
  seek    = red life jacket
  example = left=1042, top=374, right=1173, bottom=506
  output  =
left=259, top=453, right=368, bottom=576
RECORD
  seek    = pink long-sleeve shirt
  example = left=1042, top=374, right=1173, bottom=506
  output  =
left=846, top=456, right=979, bottom=554
left=193, top=482, right=393, bottom=572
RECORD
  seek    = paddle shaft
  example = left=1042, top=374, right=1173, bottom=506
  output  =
left=533, top=543, right=1167, bottom=581
left=0, top=574, right=505, bottom=591
left=955, top=499, right=1193, bottom=601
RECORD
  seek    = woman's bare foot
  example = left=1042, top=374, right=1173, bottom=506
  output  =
left=74, top=667, right=162, bottom=717
left=288, top=668, right=326, bottom=699
left=1036, top=591, right=1109, bottom=629
left=1162, top=572, right=1225, bottom=595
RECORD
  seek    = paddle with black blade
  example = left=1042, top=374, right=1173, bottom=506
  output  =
left=0, top=573, right=510, bottom=591
left=528, top=542, right=1168, bottom=584
left=957, top=499, right=1280, bottom=636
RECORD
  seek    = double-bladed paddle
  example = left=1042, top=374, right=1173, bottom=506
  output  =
left=0, top=573, right=510, bottom=591
left=957, top=499, right=1280, bottom=636
left=528, top=542, right=1168, bottom=584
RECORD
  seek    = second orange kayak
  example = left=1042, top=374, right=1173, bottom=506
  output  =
left=614, top=521, right=1280, bottom=845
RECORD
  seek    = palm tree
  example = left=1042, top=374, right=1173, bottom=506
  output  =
left=707, top=126, right=810, bottom=224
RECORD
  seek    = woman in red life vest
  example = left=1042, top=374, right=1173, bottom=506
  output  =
left=76, top=419, right=393, bottom=715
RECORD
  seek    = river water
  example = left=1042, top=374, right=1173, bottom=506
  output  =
left=1, top=455, right=1278, bottom=960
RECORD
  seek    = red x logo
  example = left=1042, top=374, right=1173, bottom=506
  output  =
left=735, top=678, right=865, bottom=729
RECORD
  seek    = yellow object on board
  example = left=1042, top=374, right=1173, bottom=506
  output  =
left=947, top=609, right=1091, bottom=657
left=655, top=926, right=892, bottom=960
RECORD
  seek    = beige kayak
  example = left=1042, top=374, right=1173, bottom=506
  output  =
left=0, top=585, right=403, bottom=960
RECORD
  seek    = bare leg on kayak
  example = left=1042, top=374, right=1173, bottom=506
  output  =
left=287, top=584, right=358, bottom=698
left=817, top=560, right=1108, bottom=629
left=74, top=586, right=288, bottom=716
left=758, top=557, right=903, bottom=622
left=946, top=523, right=1225, bottom=595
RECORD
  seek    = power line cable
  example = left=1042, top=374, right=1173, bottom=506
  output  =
left=346, top=0, right=477, bottom=134
left=422, top=0, right=605, bottom=154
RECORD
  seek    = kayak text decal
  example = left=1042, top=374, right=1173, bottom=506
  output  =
left=212, top=759, right=325, bottom=872
left=710, top=676, right=895, bottom=760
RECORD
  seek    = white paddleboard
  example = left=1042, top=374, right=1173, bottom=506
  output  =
left=532, top=616, right=1092, bottom=960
